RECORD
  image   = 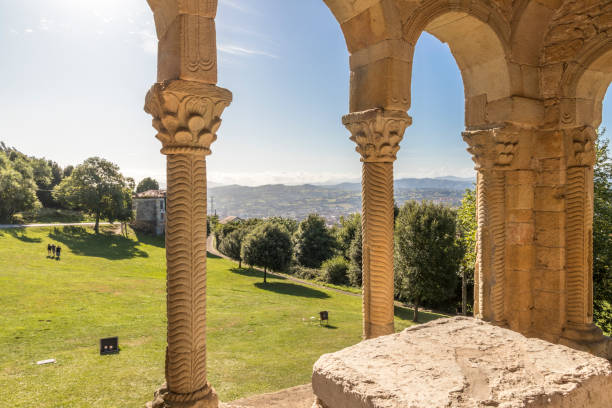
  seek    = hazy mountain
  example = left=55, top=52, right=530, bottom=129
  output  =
left=208, top=177, right=474, bottom=223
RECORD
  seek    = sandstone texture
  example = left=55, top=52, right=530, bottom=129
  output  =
left=144, top=1, right=612, bottom=406
left=312, top=317, right=612, bottom=408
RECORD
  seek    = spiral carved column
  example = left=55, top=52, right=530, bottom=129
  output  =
left=343, top=109, right=411, bottom=339
left=560, top=126, right=605, bottom=350
left=145, top=80, right=232, bottom=408
left=463, top=127, right=519, bottom=326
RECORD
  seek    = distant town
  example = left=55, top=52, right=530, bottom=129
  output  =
left=207, top=177, right=475, bottom=223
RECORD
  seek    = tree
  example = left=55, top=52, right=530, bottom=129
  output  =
left=241, top=222, right=292, bottom=283
left=294, top=214, right=336, bottom=268
left=347, top=224, right=363, bottom=287
left=63, top=165, right=74, bottom=178
left=457, top=187, right=476, bottom=315
left=266, top=216, right=298, bottom=235
left=594, top=130, right=612, bottom=335
left=0, top=152, right=40, bottom=222
left=394, top=201, right=462, bottom=322
left=136, top=177, right=160, bottom=193
left=336, top=213, right=361, bottom=260
left=321, top=256, right=350, bottom=284
left=219, top=229, right=246, bottom=268
left=53, top=157, right=132, bottom=234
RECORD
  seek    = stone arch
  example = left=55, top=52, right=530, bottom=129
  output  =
left=404, top=4, right=513, bottom=128
left=324, top=0, right=403, bottom=53
left=563, top=40, right=612, bottom=129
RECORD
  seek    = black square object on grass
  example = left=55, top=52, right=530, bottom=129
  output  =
left=319, top=311, right=329, bottom=326
left=100, top=337, right=119, bottom=355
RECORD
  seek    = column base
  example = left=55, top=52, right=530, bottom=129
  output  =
left=311, top=397, right=329, bottom=408
left=146, top=383, right=219, bottom=408
left=364, top=322, right=394, bottom=339
left=559, top=323, right=612, bottom=360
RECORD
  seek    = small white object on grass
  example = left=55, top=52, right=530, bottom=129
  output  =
left=36, top=359, right=56, bottom=365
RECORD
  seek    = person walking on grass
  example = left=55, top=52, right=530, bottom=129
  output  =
left=47, top=243, right=52, bottom=257
left=55, top=246, right=61, bottom=260
left=50, top=244, right=56, bottom=258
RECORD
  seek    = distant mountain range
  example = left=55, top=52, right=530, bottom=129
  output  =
left=208, top=177, right=475, bottom=223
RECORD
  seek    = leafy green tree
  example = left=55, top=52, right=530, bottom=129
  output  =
left=63, top=165, right=74, bottom=178
left=0, top=152, right=40, bottom=222
left=241, top=222, right=292, bottom=283
left=219, top=229, right=246, bottom=268
left=136, top=177, right=160, bottom=193
left=336, top=213, right=360, bottom=260
left=37, top=160, right=66, bottom=208
left=394, top=201, right=463, bottom=322
left=594, top=131, right=612, bottom=335
left=266, top=216, right=298, bottom=235
left=347, top=225, right=363, bottom=287
left=457, top=187, right=476, bottom=315
left=321, top=256, right=350, bottom=284
left=53, top=157, right=132, bottom=234
left=294, top=214, right=336, bottom=268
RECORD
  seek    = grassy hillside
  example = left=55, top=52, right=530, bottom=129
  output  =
left=0, top=226, right=443, bottom=407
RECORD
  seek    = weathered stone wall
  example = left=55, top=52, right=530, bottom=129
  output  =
left=135, top=199, right=158, bottom=223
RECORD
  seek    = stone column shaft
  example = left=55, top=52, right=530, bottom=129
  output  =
left=561, top=126, right=601, bottom=346
left=362, top=161, right=395, bottom=338
left=343, top=109, right=411, bottom=339
left=464, top=127, right=522, bottom=327
left=165, top=153, right=209, bottom=397
left=145, top=80, right=231, bottom=408
left=474, top=169, right=506, bottom=324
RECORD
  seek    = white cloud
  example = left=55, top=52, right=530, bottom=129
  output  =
left=221, top=0, right=254, bottom=14
left=39, top=18, right=50, bottom=31
left=218, top=44, right=278, bottom=59
left=396, top=166, right=475, bottom=180
left=138, top=29, right=157, bottom=55
left=207, top=171, right=359, bottom=187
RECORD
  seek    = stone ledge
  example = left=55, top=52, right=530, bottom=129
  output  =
left=312, top=317, right=612, bottom=408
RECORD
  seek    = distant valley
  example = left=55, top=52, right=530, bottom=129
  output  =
left=209, top=177, right=475, bottom=223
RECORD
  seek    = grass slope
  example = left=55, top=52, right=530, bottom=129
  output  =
left=0, top=226, right=444, bottom=407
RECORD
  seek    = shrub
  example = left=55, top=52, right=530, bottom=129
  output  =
left=321, top=256, right=349, bottom=285
left=290, top=265, right=320, bottom=281
left=347, top=264, right=362, bottom=287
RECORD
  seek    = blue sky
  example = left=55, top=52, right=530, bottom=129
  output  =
left=0, top=0, right=609, bottom=186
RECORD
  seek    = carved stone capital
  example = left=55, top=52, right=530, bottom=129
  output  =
left=343, top=109, right=411, bottom=163
left=145, top=80, right=232, bottom=156
left=463, top=126, right=520, bottom=170
left=565, top=126, right=596, bottom=168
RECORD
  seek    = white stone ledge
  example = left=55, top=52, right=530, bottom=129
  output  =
left=312, top=317, right=612, bottom=408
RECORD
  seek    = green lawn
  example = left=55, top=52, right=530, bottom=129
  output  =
left=0, top=226, right=445, bottom=407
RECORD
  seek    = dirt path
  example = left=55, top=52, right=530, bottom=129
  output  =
left=206, top=237, right=450, bottom=319
left=207, top=236, right=361, bottom=298
left=0, top=222, right=111, bottom=230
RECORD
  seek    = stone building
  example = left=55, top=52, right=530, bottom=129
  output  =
left=141, top=0, right=612, bottom=407
left=218, top=216, right=242, bottom=225
left=132, top=190, right=166, bottom=236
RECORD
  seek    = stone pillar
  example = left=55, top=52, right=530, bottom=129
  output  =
left=559, top=126, right=605, bottom=349
left=144, top=80, right=232, bottom=408
left=463, top=126, right=530, bottom=329
left=343, top=109, right=411, bottom=339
